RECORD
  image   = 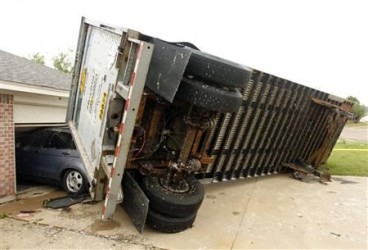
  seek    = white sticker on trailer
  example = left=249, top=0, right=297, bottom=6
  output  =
left=76, top=26, right=121, bottom=171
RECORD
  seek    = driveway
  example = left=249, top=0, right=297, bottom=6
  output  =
left=1, top=174, right=367, bottom=249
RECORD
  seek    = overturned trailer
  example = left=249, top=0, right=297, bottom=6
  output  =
left=67, top=18, right=353, bottom=233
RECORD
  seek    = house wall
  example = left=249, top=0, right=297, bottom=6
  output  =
left=0, top=93, right=16, bottom=202
left=0, top=88, right=68, bottom=203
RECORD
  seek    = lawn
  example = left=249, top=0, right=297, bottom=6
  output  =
left=327, top=140, right=368, bottom=176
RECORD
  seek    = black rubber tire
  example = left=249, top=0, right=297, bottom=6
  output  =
left=185, top=51, right=251, bottom=88
left=175, top=77, right=243, bottom=113
left=61, top=169, right=87, bottom=195
left=172, top=41, right=200, bottom=50
left=146, top=208, right=197, bottom=233
left=141, top=175, right=204, bottom=218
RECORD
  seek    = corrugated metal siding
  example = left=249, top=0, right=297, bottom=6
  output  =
left=200, top=70, right=351, bottom=182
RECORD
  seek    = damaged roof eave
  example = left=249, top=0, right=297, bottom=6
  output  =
left=0, top=80, right=69, bottom=98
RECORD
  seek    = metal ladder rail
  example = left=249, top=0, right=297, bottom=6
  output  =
left=101, top=37, right=153, bottom=221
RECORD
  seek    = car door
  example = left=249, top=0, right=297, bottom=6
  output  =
left=16, top=129, right=54, bottom=180
left=38, top=131, right=75, bottom=180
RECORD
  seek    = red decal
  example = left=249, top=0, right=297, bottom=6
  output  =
left=119, top=123, right=125, bottom=134
left=110, top=167, right=115, bottom=178
left=115, top=147, right=120, bottom=156
left=125, top=99, right=130, bottom=111
left=130, top=72, right=136, bottom=86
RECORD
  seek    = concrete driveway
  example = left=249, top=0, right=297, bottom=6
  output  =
left=1, top=174, right=367, bottom=249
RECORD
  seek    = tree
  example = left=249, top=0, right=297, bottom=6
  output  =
left=346, top=96, right=367, bottom=123
left=53, top=49, right=73, bottom=74
left=30, top=53, right=45, bottom=65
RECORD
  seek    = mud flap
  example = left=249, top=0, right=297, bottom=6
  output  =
left=144, top=39, right=191, bottom=102
left=121, top=171, right=149, bottom=234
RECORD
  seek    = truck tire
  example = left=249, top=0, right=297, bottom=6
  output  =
left=141, top=175, right=204, bottom=218
left=172, top=41, right=200, bottom=50
left=185, top=51, right=251, bottom=88
left=175, top=77, right=243, bottom=113
left=146, top=208, right=197, bottom=233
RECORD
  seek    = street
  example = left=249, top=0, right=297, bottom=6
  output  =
left=339, top=126, right=368, bottom=143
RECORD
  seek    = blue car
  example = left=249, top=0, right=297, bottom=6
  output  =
left=16, top=127, right=88, bottom=194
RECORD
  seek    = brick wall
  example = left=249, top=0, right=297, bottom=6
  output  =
left=0, top=93, right=15, bottom=200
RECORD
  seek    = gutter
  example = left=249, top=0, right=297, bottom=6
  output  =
left=0, top=80, right=69, bottom=97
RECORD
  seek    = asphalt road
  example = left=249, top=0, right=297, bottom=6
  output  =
left=339, top=126, right=368, bottom=143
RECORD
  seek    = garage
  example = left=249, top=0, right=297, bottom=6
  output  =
left=0, top=49, right=71, bottom=202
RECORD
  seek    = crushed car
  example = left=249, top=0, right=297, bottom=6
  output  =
left=16, top=127, right=88, bottom=194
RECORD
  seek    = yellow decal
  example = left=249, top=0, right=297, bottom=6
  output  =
left=80, top=68, right=87, bottom=93
left=99, top=92, right=107, bottom=120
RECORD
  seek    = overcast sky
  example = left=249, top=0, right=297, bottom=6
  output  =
left=1, top=0, right=367, bottom=105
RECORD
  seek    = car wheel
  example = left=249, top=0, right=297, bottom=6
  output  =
left=62, top=169, right=86, bottom=195
left=175, top=77, right=243, bottom=113
left=185, top=51, right=251, bottom=88
left=146, top=208, right=197, bottom=233
left=141, top=175, right=204, bottom=218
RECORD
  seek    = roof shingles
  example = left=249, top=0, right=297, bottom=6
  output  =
left=0, top=50, right=72, bottom=91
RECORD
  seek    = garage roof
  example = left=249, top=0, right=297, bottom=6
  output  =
left=0, top=50, right=72, bottom=91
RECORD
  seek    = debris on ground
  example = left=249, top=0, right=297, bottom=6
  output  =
left=330, top=232, right=341, bottom=237
left=284, top=161, right=331, bottom=184
left=0, top=212, right=8, bottom=219
left=43, top=194, right=90, bottom=209
left=20, top=210, right=37, bottom=214
left=16, top=212, right=33, bottom=218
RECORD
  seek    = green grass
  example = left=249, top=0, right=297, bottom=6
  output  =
left=327, top=140, right=368, bottom=176
left=333, top=140, right=368, bottom=149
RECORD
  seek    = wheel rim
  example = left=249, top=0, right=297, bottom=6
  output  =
left=159, top=177, right=190, bottom=194
left=66, top=170, right=83, bottom=193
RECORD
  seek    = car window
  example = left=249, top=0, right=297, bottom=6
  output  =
left=48, top=132, right=76, bottom=149
left=27, top=130, right=54, bottom=148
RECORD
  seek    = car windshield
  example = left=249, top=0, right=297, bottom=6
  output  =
left=20, top=129, right=76, bottom=150
left=48, top=132, right=76, bottom=149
